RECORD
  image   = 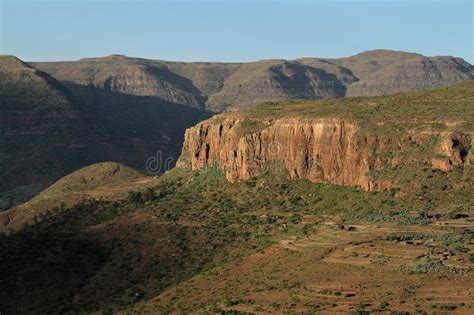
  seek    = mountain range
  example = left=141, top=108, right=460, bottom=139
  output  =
left=32, top=49, right=473, bottom=112
left=0, top=50, right=473, bottom=210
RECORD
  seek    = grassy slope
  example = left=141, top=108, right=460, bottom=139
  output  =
left=231, top=80, right=474, bottom=123
left=0, top=162, right=153, bottom=232
left=36, top=162, right=142, bottom=195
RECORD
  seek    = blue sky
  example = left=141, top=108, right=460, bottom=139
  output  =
left=1, top=0, right=473, bottom=63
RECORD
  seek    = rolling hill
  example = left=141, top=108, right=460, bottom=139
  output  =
left=0, top=162, right=161, bottom=233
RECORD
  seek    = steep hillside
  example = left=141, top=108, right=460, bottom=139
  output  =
left=0, top=55, right=89, bottom=210
left=33, top=50, right=473, bottom=112
left=0, top=56, right=210, bottom=211
left=205, top=59, right=349, bottom=112
left=0, top=55, right=81, bottom=129
left=336, top=50, right=474, bottom=96
left=34, top=55, right=207, bottom=109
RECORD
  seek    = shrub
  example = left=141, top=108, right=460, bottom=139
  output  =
left=288, top=214, right=302, bottom=225
left=127, top=191, right=142, bottom=204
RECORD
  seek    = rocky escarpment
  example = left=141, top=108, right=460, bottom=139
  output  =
left=178, top=83, right=473, bottom=191
left=33, top=50, right=474, bottom=112
left=179, top=116, right=471, bottom=191
left=2, top=52, right=472, bottom=209
left=179, top=117, right=389, bottom=190
left=334, top=50, right=474, bottom=97
left=33, top=55, right=207, bottom=109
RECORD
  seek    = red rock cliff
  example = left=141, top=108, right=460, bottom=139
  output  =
left=178, top=115, right=471, bottom=191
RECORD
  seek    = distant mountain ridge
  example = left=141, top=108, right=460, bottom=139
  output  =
left=0, top=55, right=82, bottom=129
left=32, top=49, right=473, bottom=112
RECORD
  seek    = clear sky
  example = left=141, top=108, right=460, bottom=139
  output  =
left=1, top=0, right=473, bottom=63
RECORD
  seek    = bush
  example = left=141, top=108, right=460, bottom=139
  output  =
left=143, top=188, right=156, bottom=202
left=127, top=188, right=157, bottom=205
left=127, top=191, right=142, bottom=204
left=288, top=214, right=302, bottom=225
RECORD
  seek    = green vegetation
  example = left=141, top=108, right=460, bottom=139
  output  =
left=397, top=260, right=462, bottom=275
left=43, top=162, right=142, bottom=195
left=2, top=157, right=471, bottom=313
left=0, top=164, right=433, bottom=313
left=236, top=81, right=474, bottom=124
left=233, top=119, right=269, bottom=136
left=384, top=233, right=466, bottom=246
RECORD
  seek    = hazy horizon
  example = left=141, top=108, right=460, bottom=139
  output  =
left=1, top=0, right=473, bottom=63
left=4, top=49, right=472, bottom=64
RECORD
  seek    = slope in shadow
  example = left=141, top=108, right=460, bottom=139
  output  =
left=0, top=81, right=211, bottom=210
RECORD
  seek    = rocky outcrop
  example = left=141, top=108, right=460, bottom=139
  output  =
left=179, top=115, right=472, bottom=191
left=179, top=116, right=391, bottom=190
left=430, top=133, right=473, bottom=171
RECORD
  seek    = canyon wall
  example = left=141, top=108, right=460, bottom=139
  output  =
left=178, top=115, right=471, bottom=191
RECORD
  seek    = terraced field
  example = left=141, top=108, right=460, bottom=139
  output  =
left=140, top=216, right=473, bottom=314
